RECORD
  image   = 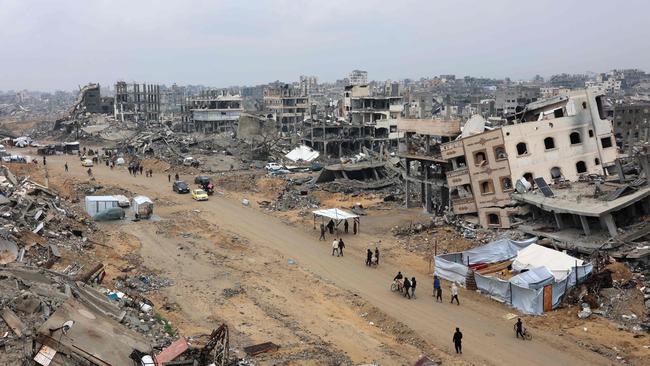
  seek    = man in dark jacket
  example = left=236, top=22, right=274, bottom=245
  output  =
left=366, top=249, right=372, bottom=266
left=319, top=224, right=326, bottom=241
left=453, top=328, right=463, bottom=354
left=344, top=220, right=349, bottom=233
left=433, top=275, right=442, bottom=302
left=338, top=238, right=345, bottom=256
left=403, top=277, right=411, bottom=299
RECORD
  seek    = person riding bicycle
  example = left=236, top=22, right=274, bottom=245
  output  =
left=515, top=318, right=524, bottom=339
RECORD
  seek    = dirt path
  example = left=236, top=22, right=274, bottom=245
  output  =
left=45, top=155, right=613, bottom=365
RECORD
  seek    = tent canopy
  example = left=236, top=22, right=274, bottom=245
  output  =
left=286, top=145, right=319, bottom=163
left=510, top=266, right=555, bottom=289
left=462, top=237, right=537, bottom=265
left=312, top=208, right=358, bottom=221
left=132, top=195, right=153, bottom=205
left=513, top=244, right=584, bottom=281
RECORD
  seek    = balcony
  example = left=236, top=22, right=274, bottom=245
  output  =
left=451, top=197, right=477, bottom=214
left=446, top=167, right=470, bottom=186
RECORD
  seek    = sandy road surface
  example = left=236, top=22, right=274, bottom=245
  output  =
left=47, top=155, right=612, bottom=366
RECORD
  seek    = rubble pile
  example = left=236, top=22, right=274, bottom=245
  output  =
left=0, top=166, right=96, bottom=267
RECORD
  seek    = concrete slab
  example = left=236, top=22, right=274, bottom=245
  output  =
left=37, top=299, right=150, bottom=366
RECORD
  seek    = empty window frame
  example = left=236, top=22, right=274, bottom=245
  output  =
left=487, top=213, right=500, bottom=226
left=576, top=161, right=587, bottom=174
left=570, top=132, right=581, bottom=145
left=544, top=137, right=555, bottom=150
left=601, top=136, right=613, bottom=148
left=473, top=150, right=487, bottom=166
left=494, top=146, right=507, bottom=160
left=516, top=142, right=528, bottom=156
left=479, top=179, right=495, bottom=195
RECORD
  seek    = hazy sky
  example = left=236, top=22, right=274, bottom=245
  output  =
left=1, top=0, right=648, bottom=91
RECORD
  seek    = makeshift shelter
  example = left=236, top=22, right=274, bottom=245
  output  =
left=312, top=208, right=360, bottom=233
left=285, top=145, right=319, bottom=163
left=132, top=195, right=154, bottom=219
left=435, top=238, right=593, bottom=315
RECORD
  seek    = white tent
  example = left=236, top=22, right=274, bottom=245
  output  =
left=285, top=145, right=319, bottom=163
left=312, top=208, right=360, bottom=233
left=512, top=244, right=584, bottom=281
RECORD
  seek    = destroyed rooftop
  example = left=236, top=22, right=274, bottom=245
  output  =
left=513, top=179, right=650, bottom=217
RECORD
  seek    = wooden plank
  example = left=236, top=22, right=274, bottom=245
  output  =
left=243, top=342, right=279, bottom=356
left=1, top=307, right=27, bottom=337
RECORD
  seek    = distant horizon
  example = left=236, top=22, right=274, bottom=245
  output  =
left=1, top=0, right=648, bottom=91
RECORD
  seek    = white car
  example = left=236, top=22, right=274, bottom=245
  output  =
left=265, top=162, right=283, bottom=171
left=81, top=159, right=94, bottom=167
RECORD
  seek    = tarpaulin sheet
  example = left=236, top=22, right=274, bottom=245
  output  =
left=513, top=244, right=584, bottom=281
left=312, top=208, right=358, bottom=221
left=285, top=145, right=320, bottom=162
left=434, top=255, right=468, bottom=286
left=461, top=237, right=537, bottom=265
left=510, top=267, right=554, bottom=289
left=475, top=273, right=511, bottom=303
left=511, top=284, right=544, bottom=315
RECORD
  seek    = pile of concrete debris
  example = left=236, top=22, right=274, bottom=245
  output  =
left=0, top=166, right=96, bottom=268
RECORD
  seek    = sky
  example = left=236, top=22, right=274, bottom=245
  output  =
left=1, top=0, right=649, bottom=91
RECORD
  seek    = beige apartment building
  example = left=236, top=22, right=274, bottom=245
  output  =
left=442, top=89, right=618, bottom=228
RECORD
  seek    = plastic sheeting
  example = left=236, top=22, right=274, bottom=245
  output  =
left=434, top=254, right=468, bottom=286
left=285, top=145, right=319, bottom=162
left=511, top=284, right=544, bottom=315
left=461, top=237, right=537, bottom=265
left=513, top=244, right=584, bottom=281
left=510, top=267, right=554, bottom=289
left=475, top=273, right=510, bottom=302
left=312, top=208, right=358, bottom=221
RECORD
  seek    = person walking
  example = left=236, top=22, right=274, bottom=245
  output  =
left=64, top=162, right=68, bottom=172
left=403, top=277, right=412, bottom=299
left=319, top=224, right=326, bottom=241
left=327, top=220, right=334, bottom=234
left=366, top=249, right=373, bottom=266
left=374, top=247, right=379, bottom=265
left=175, top=173, right=179, bottom=181
left=451, top=282, right=459, bottom=305
left=344, top=220, right=349, bottom=234
left=168, top=173, right=171, bottom=182
left=411, top=277, right=417, bottom=299
left=87, top=168, right=92, bottom=177
left=453, top=328, right=463, bottom=354
left=353, top=221, right=357, bottom=235
left=338, top=238, right=345, bottom=257
left=139, top=166, right=143, bottom=175
left=515, top=318, right=524, bottom=339
left=42, top=156, right=46, bottom=165
left=332, top=238, right=339, bottom=256
left=434, top=275, right=442, bottom=302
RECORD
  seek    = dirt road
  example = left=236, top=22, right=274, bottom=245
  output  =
left=48, top=155, right=612, bottom=365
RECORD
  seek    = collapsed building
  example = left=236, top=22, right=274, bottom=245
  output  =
left=610, top=101, right=650, bottom=151
left=442, top=89, right=618, bottom=228
left=114, top=81, right=161, bottom=124
left=181, top=91, right=243, bottom=133
left=398, top=118, right=461, bottom=213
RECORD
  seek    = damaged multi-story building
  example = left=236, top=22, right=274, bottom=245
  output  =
left=398, top=118, right=461, bottom=213
left=611, top=101, right=650, bottom=150
left=114, top=81, right=161, bottom=123
left=495, top=85, right=540, bottom=116
left=181, top=91, right=243, bottom=133
left=442, top=89, right=618, bottom=228
left=263, top=85, right=309, bottom=134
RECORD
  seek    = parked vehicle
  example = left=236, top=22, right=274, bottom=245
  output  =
left=172, top=180, right=190, bottom=194
left=265, top=162, right=283, bottom=171
left=81, top=159, right=94, bottom=167
left=93, top=207, right=125, bottom=221
left=194, top=175, right=211, bottom=185
left=191, top=189, right=209, bottom=201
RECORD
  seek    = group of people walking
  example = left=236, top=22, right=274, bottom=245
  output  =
left=365, top=248, right=379, bottom=267
left=331, top=238, right=345, bottom=256
left=392, top=271, right=417, bottom=299
left=432, top=275, right=460, bottom=305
